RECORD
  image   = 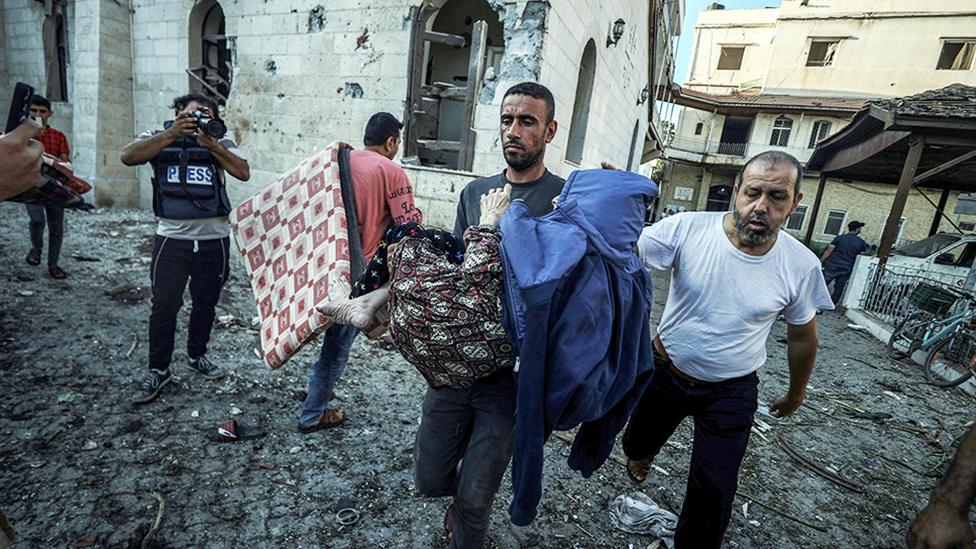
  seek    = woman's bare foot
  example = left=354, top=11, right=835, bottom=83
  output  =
left=318, top=283, right=391, bottom=330
left=319, top=297, right=375, bottom=329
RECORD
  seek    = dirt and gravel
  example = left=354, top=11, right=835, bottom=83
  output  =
left=1, top=203, right=974, bottom=548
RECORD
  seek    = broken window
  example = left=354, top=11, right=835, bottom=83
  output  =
left=806, top=40, right=838, bottom=67
left=717, top=46, right=744, bottom=70
left=786, top=204, right=808, bottom=231
left=42, top=0, right=69, bottom=102
left=824, top=209, right=848, bottom=236
left=936, top=41, right=976, bottom=70
left=188, top=0, right=232, bottom=103
left=808, top=120, right=832, bottom=148
left=404, top=0, right=505, bottom=170
left=566, top=39, right=597, bottom=165
left=694, top=122, right=704, bottom=135
left=769, top=116, right=793, bottom=147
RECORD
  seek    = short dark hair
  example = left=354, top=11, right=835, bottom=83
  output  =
left=740, top=150, right=804, bottom=196
left=30, top=95, right=52, bottom=110
left=363, top=112, right=403, bottom=147
left=171, top=94, right=220, bottom=118
left=503, top=82, right=555, bottom=123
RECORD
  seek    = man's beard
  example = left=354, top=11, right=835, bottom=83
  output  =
left=732, top=209, right=780, bottom=247
left=504, top=142, right=544, bottom=172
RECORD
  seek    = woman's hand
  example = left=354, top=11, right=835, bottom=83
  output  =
left=479, top=184, right=512, bottom=227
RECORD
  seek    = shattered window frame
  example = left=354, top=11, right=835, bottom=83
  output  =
left=936, top=41, right=976, bottom=70
left=823, top=209, right=848, bottom=237
left=769, top=115, right=793, bottom=147
left=806, top=40, right=839, bottom=67
left=786, top=204, right=808, bottom=231
left=717, top=46, right=745, bottom=70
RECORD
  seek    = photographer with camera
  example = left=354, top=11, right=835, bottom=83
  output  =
left=121, top=94, right=249, bottom=404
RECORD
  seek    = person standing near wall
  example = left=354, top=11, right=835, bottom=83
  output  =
left=120, top=94, right=250, bottom=404
left=414, top=82, right=563, bottom=549
left=23, top=95, right=71, bottom=279
left=623, top=151, right=834, bottom=548
left=820, top=220, right=868, bottom=305
left=298, top=112, right=423, bottom=433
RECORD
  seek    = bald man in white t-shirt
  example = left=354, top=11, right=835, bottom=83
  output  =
left=622, top=151, right=833, bottom=548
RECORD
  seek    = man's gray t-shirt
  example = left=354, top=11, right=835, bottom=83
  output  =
left=453, top=170, right=565, bottom=238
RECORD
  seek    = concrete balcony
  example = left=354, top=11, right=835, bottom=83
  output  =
left=665, top=136, right=815, bottom=166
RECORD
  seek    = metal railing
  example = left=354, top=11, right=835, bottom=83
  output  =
left=859, top=263, right=965, bottom=326
left=666, top=137, right=814, bottom=162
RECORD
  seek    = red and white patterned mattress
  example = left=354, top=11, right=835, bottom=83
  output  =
left=230, top=143, right=354, bottom=369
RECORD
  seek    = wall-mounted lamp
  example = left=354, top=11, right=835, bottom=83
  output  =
left=637, top=86, right=651, bottom=105
left=606, top=18, right=626, bottom=47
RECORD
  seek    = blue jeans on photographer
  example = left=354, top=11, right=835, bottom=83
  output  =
left=299, top=323, right=359, bottom=427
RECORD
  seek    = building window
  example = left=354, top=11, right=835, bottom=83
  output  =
left=936, top=41, right=976, bottom=70
left=879, top=216, right=907, bottom=246
left=769, top=116, right=793, bottom=147
left=824, top=209, right=848, bottom=236
left=786, top=204, right=809, bottom=231
left=808, top=120, right=832, bottom=148
left=566, top=39, right=597, bottom=165
left=188, top=0, right=232, bottom=102
left=961, top=221, right=976, bottom=232
left=717, top=46, right=745, bottom=70
left=806, top=40, right=839, bottom=67
left=694, top=122, right=704, bottom=135
left=43, top=1, right=69, bottom=102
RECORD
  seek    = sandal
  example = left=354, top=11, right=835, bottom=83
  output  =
left=208, top=420, right=267, bottom=443
left=298, top=409, right=346, bottom=434
left=443, top=502, right=455, bottom=539
left=627, top=458, right=652, bottom=484
left=49, top=265, right=67, bottom=279
left=25, top=249, right=41, bottom=266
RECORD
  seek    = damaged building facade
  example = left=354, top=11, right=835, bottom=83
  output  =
left=1, top=0, right=683, bottom=227
left=662, top=0, right=976, bottom=247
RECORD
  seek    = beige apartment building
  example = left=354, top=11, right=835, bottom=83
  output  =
left=661, top=0, right=976, bottom=247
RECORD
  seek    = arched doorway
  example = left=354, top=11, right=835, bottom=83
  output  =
left=566, top=39, right=597, bottom=164
left=705, top=184, right=733, bottom=212
left=188, top=0, right=231, bottom=103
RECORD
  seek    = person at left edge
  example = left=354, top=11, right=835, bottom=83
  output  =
left=120, top=93, right=250, bottom=405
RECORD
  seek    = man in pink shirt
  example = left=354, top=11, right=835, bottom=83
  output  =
left=299, top=112, right=423, bottom=432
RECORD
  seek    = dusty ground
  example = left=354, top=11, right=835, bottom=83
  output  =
left=1, top=203, right=974, bottom=548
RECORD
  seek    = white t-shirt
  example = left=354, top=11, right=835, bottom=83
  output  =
left=137, top=129, right=247, bottom=240
left=638, top=211, right=834, bottom=382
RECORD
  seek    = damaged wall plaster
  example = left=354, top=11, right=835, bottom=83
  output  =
left=479, top=1, right=547, bottom=104
left=308, top=6, right=325, bottom=33
left=343, top=82, right=364, bottom=98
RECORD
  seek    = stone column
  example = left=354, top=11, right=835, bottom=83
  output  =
left=72, top=0, right=139, bottom=208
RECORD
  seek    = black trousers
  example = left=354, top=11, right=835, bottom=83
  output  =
left=148, top=235, right=230, bottom=371
left=622, top=348, right=759, bottom=549
left=26, top=204, right=65, bottom=266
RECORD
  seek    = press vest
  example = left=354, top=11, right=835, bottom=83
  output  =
left=150, top=135, right=231, bottom=220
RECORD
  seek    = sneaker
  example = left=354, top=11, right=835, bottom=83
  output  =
left=132, top=369, right=172, bottom=404
left=187, top=356, right=226, bottom=380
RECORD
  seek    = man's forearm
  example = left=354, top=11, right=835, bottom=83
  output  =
left=209, top=142, right=250, bottom=181
left=933, top=424, right=976, bottom=511
left=121, top=132, right=174, bottom=165
left=786, top=330, right=817, bottom=398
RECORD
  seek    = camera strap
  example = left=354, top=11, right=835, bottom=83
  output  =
left=178, top=148, right=207, bottom=210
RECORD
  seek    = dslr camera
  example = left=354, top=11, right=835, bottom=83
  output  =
left=192, top=108, right=227, bottom=139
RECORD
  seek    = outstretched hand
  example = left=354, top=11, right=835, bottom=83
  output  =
left=479, top=184, right=512, bottom=227
left=0, top=120, right=44, bottom=201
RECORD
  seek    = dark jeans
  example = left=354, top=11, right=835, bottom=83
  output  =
left=26, top=204, right=65, bottom=266
left=622, top=349, right=759, bottom=549
left=414, top=375, right=516, bottom=549
left=823, top=269, right=851, bottom=304
left=300, top=323, right=359, bottom=426
left=148, top=236, right=230, bottom=371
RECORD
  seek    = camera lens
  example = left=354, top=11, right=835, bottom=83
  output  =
left=204, top=118, right=227, bottom=139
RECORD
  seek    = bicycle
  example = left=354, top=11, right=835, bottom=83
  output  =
left=886, top=283, right=976, bottom=387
